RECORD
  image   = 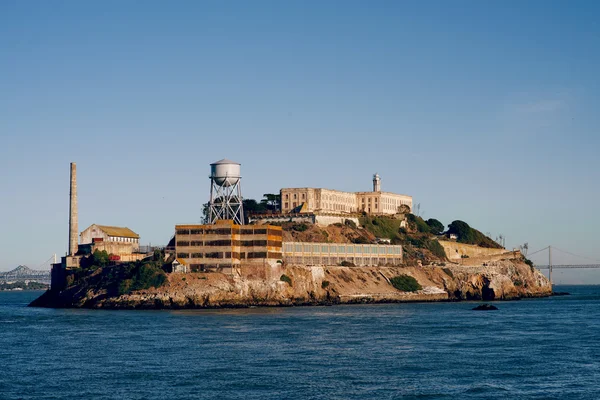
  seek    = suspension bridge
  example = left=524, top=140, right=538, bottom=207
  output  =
left=529, top=246, right=600, bottom=284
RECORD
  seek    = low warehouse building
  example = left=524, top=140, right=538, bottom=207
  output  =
left=79, top=224, right=143, bottom=261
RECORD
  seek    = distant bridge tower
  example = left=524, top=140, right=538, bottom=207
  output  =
left=373, top=173, right=381, bottom=192
left=208, top=159, right=244, bottom=225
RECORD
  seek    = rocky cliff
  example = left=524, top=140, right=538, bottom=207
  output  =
left=30, top=257, right=551, bottom=309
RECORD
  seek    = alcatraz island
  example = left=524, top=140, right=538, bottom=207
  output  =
left=30, top=160, right=551, bottom=309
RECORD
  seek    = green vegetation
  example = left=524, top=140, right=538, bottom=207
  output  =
left=291, top=223, right=309, bottom=232
left=359, top=215, right=403, bottom=239
left=390, top=275, right=422, bottom=292
left=425, top=218, right=444, bottom=235
left=447, top=220, right=502, bottom=248
left=321, top=280, right=330, bottom=289
left=407, top=214, right=431, bottom=234
left=340, top=260, right=356, bottom=267
left=523, top=257, right=535, bottom=272
left=280, top=274, right=292, bottom=285
left=425, top=239, right=447, bottom=259
left=344, top=219, right=357, bottom=229
left=117, top=263, right=167, bottom=295
left=69, top=250, right=168, bottom=296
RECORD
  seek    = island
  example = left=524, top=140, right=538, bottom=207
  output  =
left=30, top=215, right=551, bottom=309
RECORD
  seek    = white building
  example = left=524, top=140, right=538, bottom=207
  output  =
left=280, top=174, right=412, bottom=215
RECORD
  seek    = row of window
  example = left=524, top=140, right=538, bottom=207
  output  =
left=284, top=256, right=402, bottom=266
left=176, top=228, right=281, bottom=236
left=283, top=243, right=402, bottom=255
left=176, top=240, right=283, bottom=248
left=108, top=236, right=139, bottom=243
left=177, top=251, right=283, bottom=260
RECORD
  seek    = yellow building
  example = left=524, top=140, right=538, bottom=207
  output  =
left=174, top=220, right=283, bottom=273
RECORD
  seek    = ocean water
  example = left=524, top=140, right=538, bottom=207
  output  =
left=1, top=286, right=599, bottom=400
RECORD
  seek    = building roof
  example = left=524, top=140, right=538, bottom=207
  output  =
left=96, top=225, right=140, bottom=239
left=211, top=158, right=240, bottom=165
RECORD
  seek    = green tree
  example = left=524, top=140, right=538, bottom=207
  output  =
left=260, top=193, right=281, bottom=211
left=447, top=220, right=474, bottom=244
left=92, top=250, right=110, bottom=267
left=426, top=218, right=444, bottom=235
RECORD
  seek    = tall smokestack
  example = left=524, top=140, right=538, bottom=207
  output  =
left=68, top=162, right=78, bottom=256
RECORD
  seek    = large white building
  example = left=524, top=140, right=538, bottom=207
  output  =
left=280, top=174, right=412, bottom=215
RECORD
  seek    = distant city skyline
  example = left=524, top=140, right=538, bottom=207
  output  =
left=1, top=1, right=599, bottom=283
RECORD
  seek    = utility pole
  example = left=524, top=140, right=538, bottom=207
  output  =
left=549, top=245, right=553, bottom=288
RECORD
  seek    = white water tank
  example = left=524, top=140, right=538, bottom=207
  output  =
left=210, top=159, right=241, bottom=187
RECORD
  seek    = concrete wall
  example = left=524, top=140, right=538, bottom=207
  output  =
left=439, top=241, right=510, bottom=261
left=314, top=215, right=360, bottom=227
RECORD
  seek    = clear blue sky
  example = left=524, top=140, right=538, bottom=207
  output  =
left=1, top=1, right=599, bottom=283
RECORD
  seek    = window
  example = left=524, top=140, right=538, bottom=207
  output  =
left=285, top=194, right=289, bottom=200
left=285, top=202, right=288, bottom=209
left=293, top=194, right=297, bottom=199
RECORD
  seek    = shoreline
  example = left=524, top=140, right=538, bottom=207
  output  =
left=29, top=261, right=552, bottom=310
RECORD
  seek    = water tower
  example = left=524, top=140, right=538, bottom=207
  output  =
left=208, top=159, right=244, bottom=225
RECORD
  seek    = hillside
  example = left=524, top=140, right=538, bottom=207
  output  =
left=30, top=215, right=550, bottom=309
left=280, top=215, right=507, bottom=266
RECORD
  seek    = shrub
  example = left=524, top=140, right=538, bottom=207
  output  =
left=292, top=223, right=309, bottom=232
left=390, top=275, right=422, bottom=292
left=514, top=279, right=524, bottom=287
left=118, top=279, right=133, bottom=295
left=280, top=274, right=292, bottom=285
left=340, top=260, right=356, bottom=267
left=321, top=280, right=330, bottom=289
left=461, top=254, right=470, bottom=258
left=407, top=214, right=431, bottom=234
left=351, top=236, right=370, bottom=244
left=442, top=268, right=454, bottom=278
left=344, top=219, right=357, bottom=229
left=92, top=250, right=110, bottom=268
left=359, top=215, right=403, bottom=240
left=425, top=239, right=447, bottom=259
left=118, top=263, right=167, bottom=295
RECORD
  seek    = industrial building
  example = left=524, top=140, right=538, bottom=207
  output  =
left=174, top=220, right=283, bottom=273
left=79, top=224, right=142, bottom=261
left=280, top=173, right=413, bottom=215
left=282, top=242, right=403, bottom=266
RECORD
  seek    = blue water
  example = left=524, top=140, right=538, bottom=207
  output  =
left=1, top=286, right=599, bottom=399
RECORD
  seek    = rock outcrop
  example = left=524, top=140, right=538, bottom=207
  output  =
left=30, top=258, right=551, bottom=309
